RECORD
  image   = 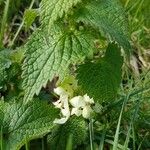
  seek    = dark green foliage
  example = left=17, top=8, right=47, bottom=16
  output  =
left=0, top=100, right=59, bottom=150
left=40, top=0, right=82, bottom=27
left=2, top=0, right=149, bottom=150
left=22, top=25, right=96, bottom=103
left=77, top=43, right=123, bottom=102
left=22, top=0, right=130, bottom=102
left=48, top=116, right=88, bottom=150
left=74, top=0, right=131, bottom=54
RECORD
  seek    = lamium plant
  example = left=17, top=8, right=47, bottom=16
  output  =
left=2, top=0, right=145, bottom=150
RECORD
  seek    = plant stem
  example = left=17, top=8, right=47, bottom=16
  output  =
left=41, top=138, right=44, bottom=150
left=66, top=134, right=73, bottom=150
left=25, top=137, right=29, bottom=150
left=98, top=127, right=106, bottom=150
left=124, top=0, right=130, bottom=8
left=0, top=0, right=10, bottom=48
left=9, top=0, right=35, bottom=47
left=89, top=119, right=94, bottom=150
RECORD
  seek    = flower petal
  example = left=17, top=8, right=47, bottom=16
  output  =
left=53, top=117, right=68, bottom=124
left=82, top=105, right=93, bottom=119
left=70, top=96, right=86, bottom=108
left=53, top=99, right=62, bottom=108
left=71, top=108, right=82, bottom=116
left=54, top=87, right=67, bottom=96
left=61, top=95, right=70, bottom=115
left=61, top=108, right=70, bottom=117
left=83, top=94, right=94, bottom=104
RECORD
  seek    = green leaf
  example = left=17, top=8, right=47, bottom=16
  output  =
left=40, top=0, right=82, bottom=27
left=1, top=100, right=59, bottom=150
left=77, top=43, right=123, bottom=102
left=48, top=116, right=88, bottom=149
left=24, top=9, right=39, bottom=29
left=75, top=0, right=131, bottom=54
left=22, top=25, right=95, bottom=103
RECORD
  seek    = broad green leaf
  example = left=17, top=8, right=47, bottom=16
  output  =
left=22, top=25, right=95, bottom=103
left=48, top=116, right=88, bottom=149
left=1, top=100, right=59, bottom=150
left=24, top=9, right=39, bottom=29
left=77, top=43, right=123, bottom=102
left=40, top=0, right=82, bottom=27
left=75, top=0, right=131, bottom=54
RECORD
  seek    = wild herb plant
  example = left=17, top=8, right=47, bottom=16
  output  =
left=0, top=0, right=149, bottom=150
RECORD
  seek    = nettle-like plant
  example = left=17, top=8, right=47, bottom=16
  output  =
left=22, top=0, right=130, bottom=103
left=0, top=0, right=132, bottom=149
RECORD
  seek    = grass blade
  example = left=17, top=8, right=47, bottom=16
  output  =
left=112, top=95, right=129, bottom=150
left=98, top=127, right=106, bottom=150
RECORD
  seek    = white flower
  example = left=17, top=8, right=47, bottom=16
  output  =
left=70, top=96, right=86, bottom=108
left=83, top=94, right=94, bottom=104
left=71, top=108, right=82, bottom=116
left=53, top=99, right=62, bottom=108
left=53, top=87, right=70, bottom=124
left=53, top=117, right=68, bottom=124
left=54, top=87, right=67, bottom=96
left=70, top=94, right=94, bottom=119
left=70, top=96, right=85, bottom=117
left=53, top=87, right=95, bottom=123
left=82, top=105, right=93, bottom=119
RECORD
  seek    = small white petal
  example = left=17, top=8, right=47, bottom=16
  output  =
left=83, top=94, right=94, bottom=104
left=71, top=108, right=82, bottom=116
left=62, top=96, right=69, bottom=108
left=53, top=100, right=62, bottom=108
left=61, top=108, right=70, bottom=117
left=53, top=117, right=68, bottom=124
left=61, top=96, right=70, bottom=114
left=70, top=96, right=86, bottom=108
left=54, top=87, right=67, bottom=96
left=82, top=105, right=93, bottom=119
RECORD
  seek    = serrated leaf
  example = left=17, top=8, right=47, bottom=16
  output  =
left=77, top=43, right=123, bottom=102
left=48, top=116, right=87, bottom=149
left=22, top=25, right=95, bottom=103
left=24, top=9, right=39, bottom=29
left=75, top=0, right=131, bottom=54
left=1, top=100, right=59, bottom=150
left=40, top=0, right=82, bottom=27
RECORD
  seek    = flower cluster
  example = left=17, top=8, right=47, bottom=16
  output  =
left=53, top=87, right=94, bottom=124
